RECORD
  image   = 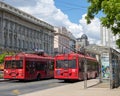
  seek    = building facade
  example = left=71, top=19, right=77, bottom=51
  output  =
left=69, top=32, right=76, bottom=52
left=100, top=25, right=120, bottom=52
left=0, top=2, right=54, bottom=55
left=76, top=34, right=89, bottom=52
left=54, top=26, right=76, bottom=55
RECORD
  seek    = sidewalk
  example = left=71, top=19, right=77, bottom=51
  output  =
left=0, top=78, right=9, bottom=82
left=20, top=79, right=120, bottom=96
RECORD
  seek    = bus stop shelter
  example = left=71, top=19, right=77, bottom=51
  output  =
left=84, top=45, right=120, bottom=89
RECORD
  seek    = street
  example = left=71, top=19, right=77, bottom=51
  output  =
left=20, top=79, right=120, bottom=96
left=0, top=79, right=70, bottom=96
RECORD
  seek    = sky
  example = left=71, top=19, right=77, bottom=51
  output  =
left=2, top=0, right=101, bottom=45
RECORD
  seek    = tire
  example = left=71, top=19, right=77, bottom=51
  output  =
left=64, top=79, right=70, bottom=82
left=36, top=74, right=41, bottom=81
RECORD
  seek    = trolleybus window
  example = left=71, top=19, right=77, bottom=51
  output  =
left=56, top=60, right=62, bottom=68
left=56, top=59, right=76, bottom=68
left=5, top=60, right=23, bottom=69
left=69, top=60, right=76, bottom=68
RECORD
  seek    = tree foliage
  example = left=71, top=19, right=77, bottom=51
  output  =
left=0, top=52, right=15, bottom=64
left=0, top=53, right=6, bottom=64
left=85, top=0, right=120, bottom=48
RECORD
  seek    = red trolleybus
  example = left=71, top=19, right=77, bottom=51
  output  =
left=54, top=53, right=99, bottom=81
left=4, top=52, right=54, bottom=80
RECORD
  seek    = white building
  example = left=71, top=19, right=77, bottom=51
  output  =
left=0, top=1, right=54, bottom=55
left=54, top=26, right=76, bottom=55
left=100, top=25, right=120, bottom=52
left=69, top=32, right=76, bottom=52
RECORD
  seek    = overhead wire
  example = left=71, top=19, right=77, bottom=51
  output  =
left=55, top=0, right=87, bottom=8
left=54, top=0, right=87, bottom=12
left=2, top=0, right=82, bottom=54
left=37, top=35, right=77, bottom=54
left=53, top=36, right=76, bottom=53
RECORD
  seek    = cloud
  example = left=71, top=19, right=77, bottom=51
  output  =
left=79, top=14, right=100, bottom=40
left=4, top=0, right=37, bottom=7
left=5, top=0, right=101, bottom=45
left=89, top=38, right=101, bottom=45
left=18, top=0, right=68, bottom=25
left=17, top=0, right=84, bottom=37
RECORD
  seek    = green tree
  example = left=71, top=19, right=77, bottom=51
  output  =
left=85, top=0, right=120, bottom=48
left=0, top=53, right=6, bottom=64
left=0, top=52, right=15, bottom=64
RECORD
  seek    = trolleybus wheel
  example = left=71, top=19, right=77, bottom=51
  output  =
left=36, top=74, right=41, bottom=81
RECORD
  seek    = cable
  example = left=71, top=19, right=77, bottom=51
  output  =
left=55, top=0, right=87, bottom=9
left=3, top=32, right=79, bottom=55
left=55, top=1, right=87, bottom=12
left=54, top=36, right=76, bottom=52
left=62, top=7, right=87, bottom=12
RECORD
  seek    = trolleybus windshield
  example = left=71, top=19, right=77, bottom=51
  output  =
left=5, top=60, right=23, bottom=69
left=56, top=59, right=76, bottom=69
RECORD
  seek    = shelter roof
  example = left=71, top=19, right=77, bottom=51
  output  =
left=84, top=44, right=120, bottom=56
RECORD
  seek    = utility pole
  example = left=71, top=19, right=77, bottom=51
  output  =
left=98, top=54, right=102, bottom=83
left=109, top=48, right=113, bottom=89
left=83, top=47, right=87, bottom=89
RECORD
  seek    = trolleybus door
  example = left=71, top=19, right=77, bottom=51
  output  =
left=79, top=59, right=84, bottom=80
left=26, top=61, right=36, bottom=80
left=44, top=61, right=53, bottom=78
left=47, top=60, right=54, bottom=78
left=63, top=60, right=69, bottom=78
left=49, top=61, right=54, bottom=77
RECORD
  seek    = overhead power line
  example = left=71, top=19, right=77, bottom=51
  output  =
left=55, top=0, right=88, bottom=8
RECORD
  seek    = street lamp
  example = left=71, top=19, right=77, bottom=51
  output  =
left=80, top=46, right=87, bottom=89
left=83, top=47, right=87, bottom=89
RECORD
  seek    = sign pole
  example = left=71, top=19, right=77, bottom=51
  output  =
left=84, top=48, right=87, bottom=89
left=109, top=48, right=113, bottom=89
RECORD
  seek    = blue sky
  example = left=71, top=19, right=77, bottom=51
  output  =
left=2, top=0, right=101, bottom=44
left=54, top=0, right=89, bottom=24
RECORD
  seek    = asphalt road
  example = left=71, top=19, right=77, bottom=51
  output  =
left=0, top=79, right=70, bottom=96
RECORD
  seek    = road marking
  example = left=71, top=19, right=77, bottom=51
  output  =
left=12, top=89, right=20, bottom=95
left=48, top=83, right=60, bottom=87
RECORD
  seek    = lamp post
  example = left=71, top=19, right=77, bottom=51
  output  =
left=83, top=47, right=87, bottom=89
left=80, top=46, right=87, bottom=89
left=109, top=48, right=113, bottom=89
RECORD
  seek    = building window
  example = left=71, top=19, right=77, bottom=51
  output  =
left=18, top=25, right=21, bottom=35
left=4, top=19, right=8, bottom=30
left=14, top=34, right=17, bottom=48
left=9, top=33, right=12, bottom=48
left=23, top=40, right=25, bottom=49
left=23, top=27, right=25, bottom=36
left=10, top=21, right=14, bottom=31
left=18, top=39, right=21, bottom=48
left=0, top=17, right=1, bottom=28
